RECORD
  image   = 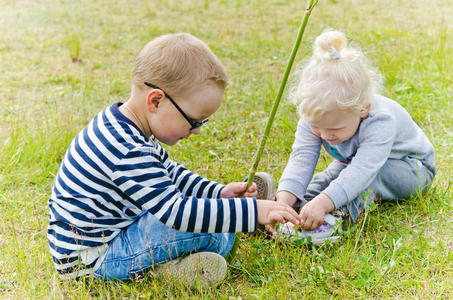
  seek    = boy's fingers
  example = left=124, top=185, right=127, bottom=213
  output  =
left=280, top=211, right=299, bottom=225
left=279, top=205, right=300, bottom=224
left=270, top=209, right=298, bottom=225
left=270, top=214, right=285, bottom=225
left=238, top=182, right=247, bottom=191
left=247, top=183, right=257, bottom=192
left=285, top=205, right=300, bottom=218
left=265, top=224, right=276, bottom=234
left=244, top=190, right=258, bottom=197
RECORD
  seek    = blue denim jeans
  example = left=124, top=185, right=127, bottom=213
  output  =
left=93, top=212, right=235, bottom=281
left=300, top=157, right=435, bottom=222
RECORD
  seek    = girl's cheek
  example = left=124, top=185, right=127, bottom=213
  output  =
left=310, top=127, right=320, bottom=136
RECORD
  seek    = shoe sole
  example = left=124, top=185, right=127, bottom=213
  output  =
left=274, top=230, right=341, bottom=246
left=276, top=218, right=342, bottom=246
left=311, top=235, right=341, bottom=245
left=156, top=252, right=227, bottom=289
left=252, top=172, right=275, bottom=200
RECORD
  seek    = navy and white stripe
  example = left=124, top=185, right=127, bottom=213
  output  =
left=48, top=103, right=257, bottom=279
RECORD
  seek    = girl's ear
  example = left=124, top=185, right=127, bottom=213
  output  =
left=145, top=89, right=165, bottom=113
left=360, top=102, right=371, bottom=118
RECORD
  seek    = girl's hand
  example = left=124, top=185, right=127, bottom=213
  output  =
left=256, top=200, right=301, bottom=234
left=220, top=182, right=257, bottom=198
left=299, top=193, right=334, bottom=230
left=275, top=191, right=298, bottom=207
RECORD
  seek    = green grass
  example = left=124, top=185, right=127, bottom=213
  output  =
left=1, top=0, right=452, bottom=298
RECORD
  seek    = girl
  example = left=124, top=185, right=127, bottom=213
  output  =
left=276, top=30, right=436, bottom=244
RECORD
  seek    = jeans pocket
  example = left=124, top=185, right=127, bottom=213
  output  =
left=94, top=231, right=135, bottom=281
left=93, top=253, right=135, bottom=281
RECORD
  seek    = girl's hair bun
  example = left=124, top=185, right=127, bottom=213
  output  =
left=313, top=30, right=347, bottom=61
left=290, top=29, right=382, bottom=121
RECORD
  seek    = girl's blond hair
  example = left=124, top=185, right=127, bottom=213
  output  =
left=291, top=29, right=382, bottom=121
left=132, top=33, right=228, bottom=97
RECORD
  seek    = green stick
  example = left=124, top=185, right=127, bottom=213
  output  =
left=229, top=1, right=318, bottom=265
left=246, top=0, right=318, bottom=190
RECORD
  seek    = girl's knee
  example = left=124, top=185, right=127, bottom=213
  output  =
left=371, top=158, right=431, bottom=200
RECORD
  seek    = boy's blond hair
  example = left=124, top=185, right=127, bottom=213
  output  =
left=132, top=33, right=228, bottom=97
left=291, top=29, right=382, bottom=122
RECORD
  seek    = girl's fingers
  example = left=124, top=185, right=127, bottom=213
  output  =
left=317, top=219, right=324, bottom=229
left=313, top=217, right=323, bottom=229
left=303, top=219, right=313, bottom=230
left=299, top=215, right=307, bottom=227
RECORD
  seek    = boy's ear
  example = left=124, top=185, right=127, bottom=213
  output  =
left=360, top=102, right=371, bottom=118
left=145, top=90, right=165, bottom=113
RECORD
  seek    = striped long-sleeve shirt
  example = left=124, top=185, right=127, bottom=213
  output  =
left=47, top=103, right=257, bottom=279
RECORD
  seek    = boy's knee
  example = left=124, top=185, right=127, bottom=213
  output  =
left=211, top=233, right=235, bottom=257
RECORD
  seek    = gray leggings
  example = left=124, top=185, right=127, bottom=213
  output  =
left=299, top=157, right=435, bottom=222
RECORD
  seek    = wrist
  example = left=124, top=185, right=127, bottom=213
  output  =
left=218, top=186, right=226, bottom=198
left=317, top=193, right=335, bottom=213
left=256, top=200, right=270, bottom=225
left=276, top=191, right=297, bottom=207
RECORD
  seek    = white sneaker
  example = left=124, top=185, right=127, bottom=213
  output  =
left=277, top=213, right=342, bottom=245
left=155, top=252, right=227, bottom=289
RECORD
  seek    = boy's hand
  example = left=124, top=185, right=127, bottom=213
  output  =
left=256, top=200, right=301, bottom=234
left=275, top=191, right=298, bottom=207
left=220, top=182, right=257, bottom=198
left=299, top=193, right=334, bottom=230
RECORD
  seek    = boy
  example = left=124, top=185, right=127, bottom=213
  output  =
left=47, top=33, right=300, bottom=287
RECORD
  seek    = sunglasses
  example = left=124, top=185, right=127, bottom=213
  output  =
left=144, top=82, right=209, bottom=130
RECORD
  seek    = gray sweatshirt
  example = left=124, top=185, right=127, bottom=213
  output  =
left=278, top=95, right=436, bottom=209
